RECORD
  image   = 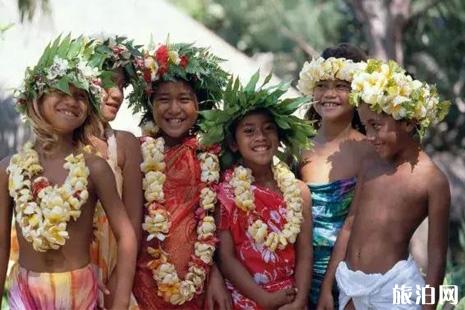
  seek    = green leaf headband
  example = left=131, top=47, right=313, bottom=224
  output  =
left=128, top=42, right=230, bottom=123
left=349, top=59, right=450, bottom=137
left=15, top=34, right=106, bottom=114
left=198, top=71, right=316, bottom=167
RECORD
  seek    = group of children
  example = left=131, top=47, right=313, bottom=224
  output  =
left=0, top=34, right=451, bottom=310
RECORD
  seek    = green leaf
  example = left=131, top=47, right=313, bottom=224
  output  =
left=260, top=72, right=273, bottom=88
left=274, top=115, right=291, bottom=129
left=244, top=70, right=260, bottom=92
left=56, top=34, right=71, bottom=58
left=53, top=77, right=71, bottom=95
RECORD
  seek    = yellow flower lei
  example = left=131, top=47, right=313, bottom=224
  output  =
left=7, top=142, right=90, bottom=252
left=140, top=136, right=219, bottom=305
left=230, top=162, right=304, bottom=252
left=297, top=57, right=367, bottom=98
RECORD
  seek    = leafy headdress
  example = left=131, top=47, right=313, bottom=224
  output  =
left=128, top=42, right=229, bottom=125
left=349, top=59, right=450, bottom=137
left=15, top=34, right=105, bottom=114
left=199, top=72, right=316, bottom=167
left=89, top=35, right=143, bottom=87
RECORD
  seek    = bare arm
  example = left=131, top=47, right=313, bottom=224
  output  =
left=317, top=176, right=362, bottom=309
left=218, top=229, right=269, bottom=305
left=89, top=156, right=137, bottom=309
left=423, top=170, right=450, bottom=310
left=205, top=263, right=232, bottom=310
left=0, top=159, right=12, bottom=298
left=218, top=229, right=295, bottom=309
left=117, top=131, right=143, bottom=246
left=281, top=181, right=312, bottom=309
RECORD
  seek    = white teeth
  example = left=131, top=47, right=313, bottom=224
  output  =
left=253, top=146, right=268, bottom=151
left=61, top=110, right=75, bottom=117
left=167, top=118, right=182, bottom=124
left=323, top=102, right=338, bottom=107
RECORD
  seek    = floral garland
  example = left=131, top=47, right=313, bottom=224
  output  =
left=140, top=136, right=219, bottom=305
left=7, top=142, right=90, bottom=252
left=297, top=56, right=367, bottom=98
left=230, top=162, right=304, bottom=252
left=349, top=59, right=450, bottom=137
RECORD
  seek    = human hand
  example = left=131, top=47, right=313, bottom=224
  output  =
left=278, top=300, right=306, bottom=310
left=316, top=290, right=334, bottom=310
left=259, top=287, right=297, bottom=310
left=206, top=266, right=232, bottom=310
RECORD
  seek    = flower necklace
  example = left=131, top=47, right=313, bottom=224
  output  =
left=7, top=142, right=90, bottom=252
left=230, top=162, right=304, bottom=252
left=140, top=135, right=219, bottom=305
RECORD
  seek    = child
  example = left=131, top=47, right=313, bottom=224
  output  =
left=128, top=42, right=231, bottom=309
left=317, top=59, right=451, bottom=310
left=0, top=35, right=137, bottom=309
left=88, top=35, right=143, bottom=308
left=297, top=44, right=374, bottom=307
left=200, top=72, right=315, bottom=309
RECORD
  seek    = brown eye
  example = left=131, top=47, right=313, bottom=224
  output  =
left=180, top=96, right=192, bottom=103
left=336, top=83, right=350, bottom=91
left=243, top=127, right=254, bottom=135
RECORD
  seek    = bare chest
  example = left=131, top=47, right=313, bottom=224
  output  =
left=356, top=168, right=428, bottom=223
left=301, top=143, right=360, bottom=183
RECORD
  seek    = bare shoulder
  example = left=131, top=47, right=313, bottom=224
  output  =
left=349, top=132, right=376, bottom=159
left=114, top=130, right=139, bottom=145
left=296, top=179, right=311, bottom=203
left=417, top=153, right=450, bottom=194
left=84, top=153, right=113, bottom=178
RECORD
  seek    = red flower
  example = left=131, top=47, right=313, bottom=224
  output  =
left=155, top=45, right=169, bottom=77
left=32, top=177, right=49, bottom=199
left=180, top=55, right=189, bottom=68
left=143, top=69, right=152, bottom=83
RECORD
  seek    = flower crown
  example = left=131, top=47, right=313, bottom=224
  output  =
left=349, top=59, right=450, bottom=137
left=90, top=35, right=143, bottom=86
left=297, top=57, right=366, bottom=98
left=15, top=35, right=106, bottom=114
left=198, top=71, right=316, bottom=167
left=128, top=42, right=229, bottom=122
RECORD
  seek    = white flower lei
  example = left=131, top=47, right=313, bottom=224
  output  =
left=297, top=57, right=366, bottom=98
left=230, top=162, right=304, bottom=252
left=140, top=136, right=219, bottom=305
left=7, top=142, right=90, bottom=252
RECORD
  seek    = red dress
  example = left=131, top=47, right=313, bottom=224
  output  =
left=218, top=169, right=296, bottom=310
left=133, top=137, right=208, bottom=309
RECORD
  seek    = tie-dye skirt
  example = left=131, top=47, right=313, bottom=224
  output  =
left=7, top=263, right=97, bottom=310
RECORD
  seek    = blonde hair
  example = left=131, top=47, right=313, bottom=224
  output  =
left=26, top=91, right=101, bottom=152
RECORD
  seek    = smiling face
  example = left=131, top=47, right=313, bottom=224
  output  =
left=358, top=103, right=414, bottom=160
left=151, top=80, right=199, bottom=145
left=231, top=111, right=279, bottom=169
left=39, top=86, right=89, bottom=135
left=100, top=68, right=125, bottom=122
left=313, top=79, right=353, bottom=122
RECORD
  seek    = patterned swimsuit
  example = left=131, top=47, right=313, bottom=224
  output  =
left=308, top=177, right=356, bottom=306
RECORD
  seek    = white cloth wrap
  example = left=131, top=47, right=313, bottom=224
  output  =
left=336, top=256, right=425, bottom=309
